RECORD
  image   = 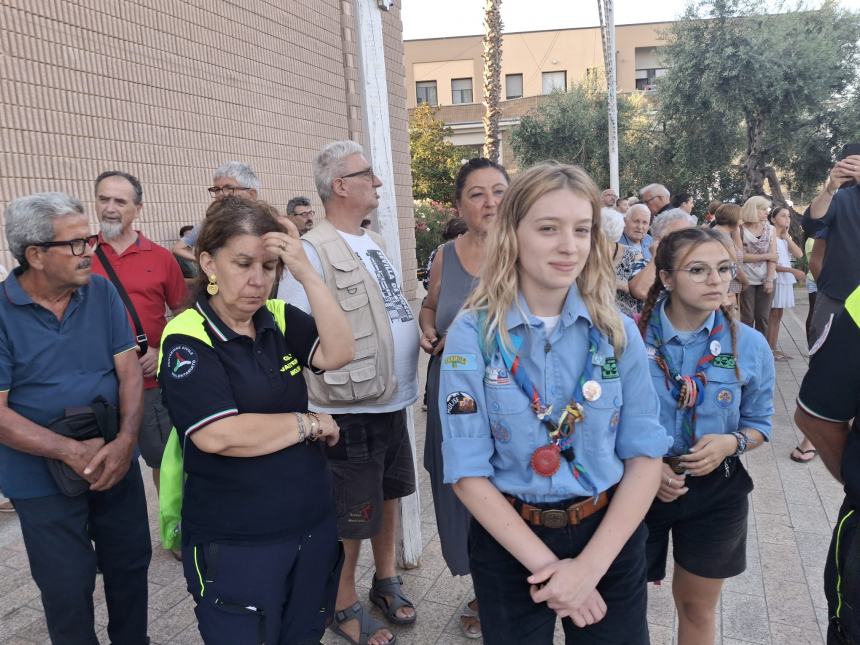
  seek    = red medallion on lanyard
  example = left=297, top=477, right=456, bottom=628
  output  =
left=530, top=444, right=562, bottom=477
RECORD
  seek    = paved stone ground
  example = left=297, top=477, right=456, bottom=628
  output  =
left=0, top=288, right=842, bottom=644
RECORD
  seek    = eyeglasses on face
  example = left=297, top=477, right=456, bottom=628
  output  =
left=671, top=263, right=738, bottom=283
left=339, top=167, right=375, bottom=181
left=33, top=234, right=99, bottom=256
left=293, top=210, right=315, bottom=218
left=208, top=185, right=252, bottom=197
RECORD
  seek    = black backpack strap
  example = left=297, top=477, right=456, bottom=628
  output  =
left=95, top=245, right=148, bottom=354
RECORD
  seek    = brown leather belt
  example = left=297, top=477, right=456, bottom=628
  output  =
left=663, top=456, right=686, bottom=475
left=505, top=490, right=611, bottom=529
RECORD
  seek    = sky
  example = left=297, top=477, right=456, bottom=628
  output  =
left=401, top=0, right=860, bottom=40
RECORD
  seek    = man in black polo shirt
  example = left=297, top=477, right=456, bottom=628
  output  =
left=801, top=153, right=860, bottom=346
left=795, top=283, right=860, bottom=644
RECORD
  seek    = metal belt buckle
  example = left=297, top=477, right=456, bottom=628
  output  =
left=541, top=509, right=567, bottom=528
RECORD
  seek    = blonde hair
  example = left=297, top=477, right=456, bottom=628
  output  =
left=740, top=195, right=771, bottom=224
left=464, top=163, right=626, bottom=356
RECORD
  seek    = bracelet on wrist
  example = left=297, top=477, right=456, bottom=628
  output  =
left=294, top=412, right=306, bottom=442
left=730, top=431, right=747, bottom=457
left=307, top=412, right=321, bottom=441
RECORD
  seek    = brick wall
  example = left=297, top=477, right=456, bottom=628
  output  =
left=0, top=0, right=417, bottom=298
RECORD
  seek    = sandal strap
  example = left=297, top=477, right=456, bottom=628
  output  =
left=372, top=575, right=415, bottom=607
left=332, top=601, right=389, bottom=644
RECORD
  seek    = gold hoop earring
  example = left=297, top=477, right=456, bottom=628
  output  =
left=206, top=274, right=219, bottom=296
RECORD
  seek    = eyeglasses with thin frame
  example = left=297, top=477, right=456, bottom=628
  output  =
left=670, top=263, right=738, bottom=283
left=293, top=210, right=315, bottom=218
left=207, top=185, right=252, bottom=197
left=338, top=167, right=375, bottom=181
left=33, top=234, right=99, bottom=256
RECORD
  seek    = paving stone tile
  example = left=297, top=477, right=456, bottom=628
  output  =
left=759, top=541, right=806, bottom=584
left=756, top=512, right=798, bottom=546
left=762, top=579, right=817, bottom=629
left=788, top=503, right=833, bottom=535
left=0, top=608, right=43, bottom=641
left=769, top=621, right=825, bottom=644
left=721, top=591, right=770, bottom=644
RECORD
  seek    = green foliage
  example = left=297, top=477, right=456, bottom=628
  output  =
left=413, top=199, right=458, bottom=269
left=510, top=78, right=659, bottom=195
left=656, top=0, right=860, bottom=199
left=409, top=105, right=463, bottom=204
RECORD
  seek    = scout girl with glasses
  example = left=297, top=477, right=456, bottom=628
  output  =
left=439, top=163, right=671, bottom=644
left=637, top=227, right=775, bottom=645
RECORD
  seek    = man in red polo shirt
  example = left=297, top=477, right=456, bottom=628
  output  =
left=91, top=171, right=187, bottom=500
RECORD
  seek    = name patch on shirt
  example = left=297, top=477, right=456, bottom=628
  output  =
left=484, top=367, right=511, bottom=385
left=280, top=353, right=302, bottom=376
left=167, top=345, right=198, bottom=379
left=713, top=353, right=736, bottom=370
left=601, top=358, right=619, bottom=380
left=446, top=391, right=477, bottom=414
left=442, top=354, right=478, bottom=371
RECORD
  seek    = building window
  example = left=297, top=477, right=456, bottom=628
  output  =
left=634, top=68, right=667, bottom=91
left=542, top=70, right=567, bottom=94
left=416, top=81, right=438, bottom=106
left=505, top=74, right=523, bottom=99
left=451, top=78, right=473, bottom=104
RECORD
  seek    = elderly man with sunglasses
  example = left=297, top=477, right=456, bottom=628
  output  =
left=0, top=193, right=151, bottom=645
left=172, top=160, right=261, bottom=262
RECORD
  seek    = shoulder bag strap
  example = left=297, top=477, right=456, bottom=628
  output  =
left=95, top=245, right=148, bottom=354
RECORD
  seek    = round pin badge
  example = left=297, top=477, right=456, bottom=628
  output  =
left=582, top=380, right=602, bottom=402
left=710, top=340, right=722, bottom=356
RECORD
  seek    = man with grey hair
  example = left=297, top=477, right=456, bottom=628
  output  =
left=601, top=188, right=618, bottom=208
left=172, top=160, right=262, bottom=260
left=91, top=171, right=187, bottom=509
left=629, top=208, right=698, bottom=301
left=0, top=193, right=151, bottom=643
left=621, top=203, right=654, bottom=261
left=278, top=140, right=419, bottom=644
left=640, top=182, right=672, bottom=217
left=284, top=195, right=315, bottom=235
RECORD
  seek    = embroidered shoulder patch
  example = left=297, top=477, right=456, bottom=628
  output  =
left=601, top=358, right=619, bottom=380
left=446, top=391, right=477, bottom=414
left=167, top=345, right=198, bottom=379
left=713, top=353, right=736, bottom=370
left=441, top=354, right=478, bottom=371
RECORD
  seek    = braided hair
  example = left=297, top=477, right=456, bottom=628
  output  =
left=637, top=227, right=741, bottom=379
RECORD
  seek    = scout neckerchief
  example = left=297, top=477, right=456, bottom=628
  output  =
left=496, top=325, right=603, bottom=499
left=648, top=306, right=726, bottom=445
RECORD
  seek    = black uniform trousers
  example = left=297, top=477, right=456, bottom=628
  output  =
left=182, top=511, right=343, bottom=645
left=826, top=498, right=860, bottom=644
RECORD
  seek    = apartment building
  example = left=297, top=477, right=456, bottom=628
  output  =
left=403, top=22, right=670, bottom=167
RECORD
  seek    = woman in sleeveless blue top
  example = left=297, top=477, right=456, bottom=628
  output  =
left=419, top=158, right=508, bottom=638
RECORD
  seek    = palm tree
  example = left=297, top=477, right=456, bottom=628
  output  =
left=482, top=0, right=503, bottom=162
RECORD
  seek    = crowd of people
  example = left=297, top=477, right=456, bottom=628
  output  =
left=0, top=141, right=858, bottom=645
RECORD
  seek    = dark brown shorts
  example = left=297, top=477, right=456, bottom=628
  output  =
left=325, top=408, right=416, bottom=540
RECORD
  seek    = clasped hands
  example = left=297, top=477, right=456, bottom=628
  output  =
left=528, top=557, right=607, bottom=627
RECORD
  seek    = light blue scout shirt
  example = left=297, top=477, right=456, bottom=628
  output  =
left=645, top=300, right=774, bottom=457
left=439, top=286, right=672, bottom=504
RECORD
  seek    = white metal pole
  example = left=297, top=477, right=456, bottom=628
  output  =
left=604, top=0, right=619, bottom=193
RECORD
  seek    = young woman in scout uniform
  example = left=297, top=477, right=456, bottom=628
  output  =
left=637, top=227, right=775, bottom=645
left=439, top=163, right=671, bottom=644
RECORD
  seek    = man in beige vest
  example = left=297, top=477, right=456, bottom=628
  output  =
left=278, top=141, right=419, bottom=645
